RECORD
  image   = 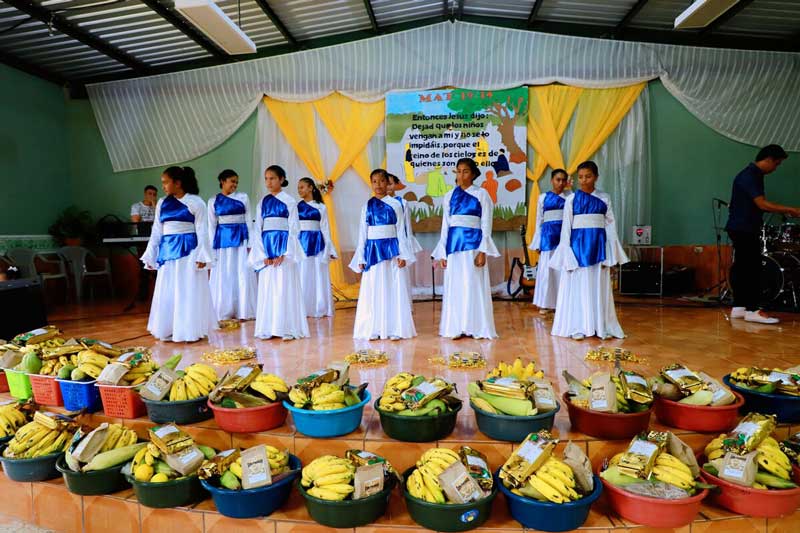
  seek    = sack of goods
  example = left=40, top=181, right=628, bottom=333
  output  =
left=209, top=363, right=289, bottom=408
left=564, top=369, right=653, bottom=413
left=407, top=447, right=493, bottom=504
left=377, top=373, right=460, bottom=416
left=468, top=358, right=557, bottom=416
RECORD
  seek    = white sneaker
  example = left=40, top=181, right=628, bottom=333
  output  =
left=744, top=310, right=780, bottom=324
left=731, top=307, right=746, bottom=319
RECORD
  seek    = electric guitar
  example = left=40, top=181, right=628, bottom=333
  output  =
left=507, top=225, right=537, bottom=299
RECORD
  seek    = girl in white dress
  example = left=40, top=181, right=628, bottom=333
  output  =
left=350, top=169, right=416, bottom=340
left=141, top=166, right=214, bottom=342
left=207, top=169, right=257, bottom=321
left=297, top=177, right=337, bottom=318
left=432, top=158, right=500, bottom=339
left=530, top=169, right=570, bottom=314
left=248, top=165, right=310, bottom=340
left=387, top=173, right=423, bottom=302
left=550, top=161, right=628, bottom=340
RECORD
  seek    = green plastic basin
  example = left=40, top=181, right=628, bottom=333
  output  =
left=298, top=475, right=396, bottom=528
left=56, top=456, right=130, bottom=496
left=375, top=398, right=462, bottom=442
left=127, top=474, right=207, bottom=508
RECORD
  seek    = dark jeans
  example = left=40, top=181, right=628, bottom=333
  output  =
left=727, top=230, right=761, bottom=311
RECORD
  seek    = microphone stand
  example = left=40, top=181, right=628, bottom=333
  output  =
left=701, top=198, right=732, bottom=304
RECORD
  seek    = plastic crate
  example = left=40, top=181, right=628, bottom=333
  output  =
left=97, top=384, right=146, bottom=419
left=5, top=370, right=32, bottom=400
left=58, top=379, right=101, bottom=412
left=29, top=374, right=63, bottom=406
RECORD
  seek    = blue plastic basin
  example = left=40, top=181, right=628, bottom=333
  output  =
left=283, top=389, right=370, bottom=438
left=201, top=455, right=301, bottom=519
left=723, top=374, right=800, bottom=423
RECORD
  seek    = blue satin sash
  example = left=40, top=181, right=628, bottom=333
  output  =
left=213, top=193, right=248, bottom=249
left=363, top=197, right=399, bottom=272
left=157, top=195, right=197, bottom=265
left=570, top=190, right=607, bottom=267
left=445, top=187, right=483, bottom=255
left=540, top=192, right=566, bottom=252
left=261, top=195, right=289, bottom=259
left=298, top=200, right=325, bottom=257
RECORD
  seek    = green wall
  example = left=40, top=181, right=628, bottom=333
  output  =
left=0, top=64, right=70, bottom=234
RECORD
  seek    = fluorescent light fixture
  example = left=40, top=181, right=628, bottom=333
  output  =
left=674, top=0, right=740, bottom=29
left=175, top=0, right=256, bottom=55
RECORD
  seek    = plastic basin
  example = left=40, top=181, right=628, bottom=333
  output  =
left=0, top=371, right=9, bottom=393
left=128, top=474, right=207, bottom=508
left=0, top=446, right=63, bottom=482
left=375, top=398, right=461, bottom=442
left=57, top=379, right=102, bottom=413
left=563, top=393, right=652, bottom=440
left=97, top=384, right=147, bottom=419
left=283, top=389, right=370, bottom=438
left=5, top=370, right=32, bottom=400
left=56, top=455, right=130, bottom=496
left=29, top=374, right=63, bottom=406
left=723, top=375, right=800, bottom=423
left=403, top=466, right=497, bottom=532
left=654, top=391, right=744, bottom=433
left=599, top=468, right=707, bottom=528
left=298, top=473, right=396, bottom=528
left=142, top=396, right=212, bottom=425
left=794, top=464, right=800, bottom=485
left=201, top=455, right=300, bottom=518
left=699, top=457, right=800, bottom=518
left=497, top=470, right=602, bottom=532
left=208, top=399, right=288, bottom=434
left=471, top=401, right=559, bottom=442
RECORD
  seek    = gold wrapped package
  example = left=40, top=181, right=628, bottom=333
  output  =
left=79, top=338, right=122, bottom=358
left=148, top=424, right=194, bottom=455
left=481, top=377, right=530, bottom=400
left=619, top=371, right=653, bottom=404
left=750, top=369, right=800, bottom=396
left=13, top=326, right=59, bottom=346
left=199, top=448, right=241, bottom=480
left=460, top=446, right=493, bottom=491
left=618, top=432, right=668, bottom=479
left=500, top=431, right=557, bottom=488
left=346, top=449, right=401, bottom=481
left=726, top=413, right=776, bottom=452
left=220, top=363, right=263, bottom=392
left=661, top=364, right=704, bottom=395
left=400, top=379, right=452, bottom=410
left=296, top=368, right=339, bottom=392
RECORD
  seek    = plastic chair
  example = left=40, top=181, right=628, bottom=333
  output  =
left=7, top=248, right=71, bottom=300
left=58, top=246, right=114, bottom=303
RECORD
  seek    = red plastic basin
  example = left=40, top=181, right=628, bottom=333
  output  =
left=208, top=399, right=287, bottom=433
left=654, top=391, right=744, bottom=433
left=562, top=393, right=652, bottom=440
left=599, top=468, right=707, bottom=528
left=699, top=460, right=800, bottom=518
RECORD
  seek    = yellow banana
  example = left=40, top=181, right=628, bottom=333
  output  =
left=308, top=487, right=347, bottom=501
left=256, top=374, right=288, bottom=392
left=250, top=381, right=277, bottom=401
left=185, top=364, right=217, bottom=382
left=535, top=470, right=578, bottom=500
left=652, top=466, right=694, bottom=490
left=757, top=455, right=791, bottom=480
left=656, top=454, right=693, bottom=476
left=528, top=473, right=567, bottom=503
left=182, top=375, right=203, bottom=399
left=229, top=461, right=243, bottom=479
left=417, top=466, right=445, bottom=504
left=707, top=448, right=725, bottom=460
left=101, top=424, right=123, bottom=452
left=314, top=472, right=354, bottom=487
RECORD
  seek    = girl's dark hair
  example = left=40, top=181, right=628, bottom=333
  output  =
left=163, top=166, right=199, bottom=195
left=218, top=169, right=238, bottom=188
left=370, top=168, right=389, bottom=182
left=456, top=157, right=481, bottom=179
left=265, top=165, right=289, bottom=187
left=576, top=160, right=599, bottom=177
left=551, top=168, right=568, bottom=179
left=387, top=173, right=401, bottom=185
left=299, top=177, right=323, bottom=203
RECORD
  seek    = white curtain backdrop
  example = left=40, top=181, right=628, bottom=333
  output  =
left=89, top=21, right=800, bottom=172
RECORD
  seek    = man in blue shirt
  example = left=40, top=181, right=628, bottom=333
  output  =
left=726, top=144, right=799, bottom=324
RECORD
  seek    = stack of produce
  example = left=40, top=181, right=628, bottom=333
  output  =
left=128, top=424, right=217, bottom=483
left=11, top=326, right=61, bottom=347
left=209, top=363, right=289, bottom=408
left=302, top=450, right=398, bottom=500
left=701, top=413, right=797, bottom=489
left=500, top=432, right=594, bottom=503
left=200, top=445, right=291, bottom=490
left=377, top=372, right=460, bottom=416
left=2, top=411, right=77, bottom=458
left=63, top=423, right=144, bottom=472
left=407, top=447, right=493, bottom=503
left=468, top=358, right=557, bottom=416
left=601, top=431, right=707, bottom=498
left=563, top=369, right=653, bottom=413
left=288, top=364, right=363, bottom=411
left=112, top=350, right=162, bottom=386
left=650, top=364, right=736, bottom=406
left=167, top=363, right=218, bottom=401
left=0, top=402, right=33, bottom=439
left=728, top=367, right=800, bottom=396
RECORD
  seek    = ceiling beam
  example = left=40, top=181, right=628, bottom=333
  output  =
left=0, top=47, right=64, bottom=85
left=140, top=0, right=228, bottom=59
left=362, top=0, right=378, bottom=33
left=615, top=0, right=649, bottom=35
left=527, top=0, right=544, bottom=27
left=701, top=0, right=756, bottom=35
left=253, top=0, right=298, bottom=47
left=457, top=0, right=465, bottom=20
left=3, top=0, right=145, bottom=72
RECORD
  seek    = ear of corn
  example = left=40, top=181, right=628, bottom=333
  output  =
left=82, top=442, right=147, bottom=472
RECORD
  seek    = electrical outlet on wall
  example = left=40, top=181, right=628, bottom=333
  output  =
left=693, top=246, right=703, bottom=254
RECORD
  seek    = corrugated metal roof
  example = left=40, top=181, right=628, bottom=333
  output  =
left=626, top=0, right=687, bottom=29
left=716, top=0, right=800, bottom=38
left=372, top=0, right=452, bottom=26
left=463, top=0, right=534, bottom=20
left=269, top=0, right=373, bottom=41
left=537, top=0, right=638, bottom=27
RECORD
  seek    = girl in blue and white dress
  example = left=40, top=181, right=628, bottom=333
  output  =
left=247, top=165, right=309, bottom=340
left=550, top=161, right=628, bottom=340
left=141, top=166, right=214, bottom=342
left=530, top=169, right=570, bottom=314
left=350, top=169, right=416, bottom=340
left=207, top=169, right=257, bottom=322
left=388, top=173, right=423, bottom=302
left=432, top=158, right=500, bottom=339
left=297, top=177, right=337, bottom=318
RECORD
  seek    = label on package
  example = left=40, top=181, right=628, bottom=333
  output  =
left=140, top=367, right=178, bottom=401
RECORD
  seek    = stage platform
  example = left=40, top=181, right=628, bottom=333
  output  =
left=2, top=298, right=799, bottom=532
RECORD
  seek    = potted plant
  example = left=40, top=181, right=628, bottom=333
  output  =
left=48, top=206, right=96, bottom=246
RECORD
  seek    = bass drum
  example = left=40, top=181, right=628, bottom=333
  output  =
left=760, top=251, right=800, bottom=302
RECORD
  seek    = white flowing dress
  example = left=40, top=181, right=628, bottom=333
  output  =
left=391, top=195, right=423, bottom=302
left=141, top=194, right=214, bottom=342
left=349, top=196, right=416, bottom=340
left=549, top=190, right=628, bottom=339
left=298, top=200, right=337, bottom=318
left=432, top=185, right=500, bottom=339
left=530, top=191, right=569, bottom=310
left=207, top=191, right=257, bottom=321
left=248, top=191, right=310, bottom=339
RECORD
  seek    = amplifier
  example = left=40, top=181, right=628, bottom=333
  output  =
left=0, top=278, right=48, bottom=340
left=619, top=262, right=662, bottom=295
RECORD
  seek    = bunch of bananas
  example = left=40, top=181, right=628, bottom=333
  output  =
left=705, top=434, right=794, bottom=487
left=218, top=445, right=291, bottom=489
left=289, top=383, right=345, bottom=410
left=132, top=441, right=216, bottom=483
left=0, top=403, right=29, bottom=438
left=100, top=424, right=139, bottom=452
left=25, top=338, right=65, bottom=352
left=486, top=358, right=544, bottom=381
left=378, top=372, right=417, bottom=412
left=167, top=364, right=218, bottom=401
left=118, top=361, right=157, bottom=386
left=248, top=374, right=289, bottom=401
left=2, top=417, right=75, bottom=459
left=301, top=455, right=357, bottom=500
left=651, top=453, right=696, bottom=491
left=512, top=458, right=580, bottom=504
left=74, top=350, right=112, bottom=380
left=406, top=448, right=461, bottom=503
left=38, top=354, right=79, bottom=377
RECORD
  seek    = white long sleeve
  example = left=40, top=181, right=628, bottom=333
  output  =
left=547, top=195, right=579, bottom=272
left=207, top=196, right=218, bottom=253
left=241, top=192, right=253, bottom=245
left=348, top=204, right=369, bottom=273
left=431, top=190, right=452, bottom=261
left=600, top=194, right=629, bottom=267
left=392, top=199, right=415, bottom=264
left=285, top=193, right=305, bottom=263
left=318, top=202, right=338, bottom=262
left=247, top=195, right=267, bottom=270
left=140, top=198, right=164, bottom=270
left=476, top=188, right=500, bottom=258
left=529, top=193, right=545, bottom=252
left=188, top=195, right=213, bottom=266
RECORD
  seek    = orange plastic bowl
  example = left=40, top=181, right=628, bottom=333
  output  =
left=208, top=400, right=288, bottom=433
left=563, top=393, right=652, bottom=440
left=599, top=468, right=707, bottom=528
left=654, top=391, right=744, bottom=433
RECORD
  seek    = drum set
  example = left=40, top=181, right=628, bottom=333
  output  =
left=760, top=222, right=800, bottom=308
